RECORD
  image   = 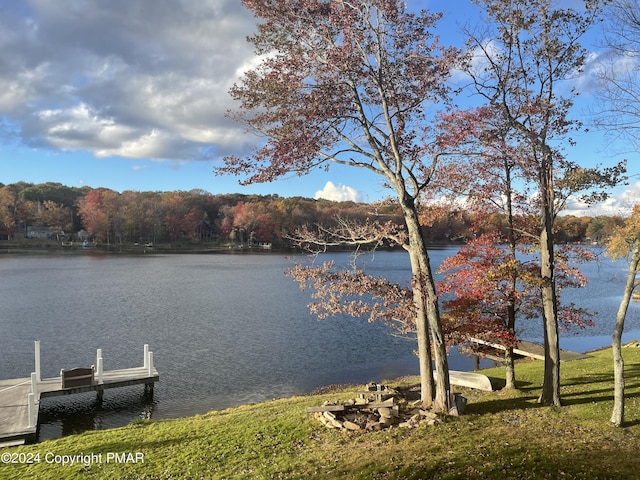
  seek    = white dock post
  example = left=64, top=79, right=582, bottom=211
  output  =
left=27, top=393, right=36, bottom=428
left=96, top=348, right=103, bottom=385
left=143, top=344, right=149, bottom=369
left=147, top=351, right=154, bottom=377
left=30, top=372, right=38, bottom=396
left=34, top=340, right=41, bottom=382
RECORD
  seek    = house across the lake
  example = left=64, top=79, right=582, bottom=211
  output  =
left=26, top=226, right=65, bottom=240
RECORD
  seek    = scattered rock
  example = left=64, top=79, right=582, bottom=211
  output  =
left=377, top=407, right=393, bottom=418
left=306, top=383, right=462, bottom=432
left=343, top=420, right=361, bottom=431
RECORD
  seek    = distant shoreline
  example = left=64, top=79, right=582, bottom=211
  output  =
left=0, top=242, right=284, bottom=255
left=0, top=240, right=452, bottom=255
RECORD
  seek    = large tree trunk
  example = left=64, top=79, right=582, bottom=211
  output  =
left=611, top=240, right=640, bottom=426
left=538, top=160, right=562, bottom=407
left=504, top=292, right=517, bottom=390
left=407, top=250, right=435, bottom=407
left=504, top=347, right=517, bottom=389
left=504, top=164, right=518, bottom=390
left=403, top=203, right=451, bottom=412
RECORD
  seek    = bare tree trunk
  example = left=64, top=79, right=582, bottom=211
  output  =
left=407, top=250, right=434, bottom=407
left=504, top=300, right=517, bottom=389
left=504, top=348, right=517, bottom=389
left=538, top=161, right=561, bottom=407
left=504, top=161, right=518, bottom=390
left=611, top=240, right=640, bottom=426
left=403, top=204, right=450, bottom=412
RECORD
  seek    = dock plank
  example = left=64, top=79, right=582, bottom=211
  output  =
left=0, top=378, right=37, bottom=442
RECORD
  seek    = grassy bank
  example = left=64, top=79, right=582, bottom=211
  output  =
left=2, top=346, right=640, bottom=479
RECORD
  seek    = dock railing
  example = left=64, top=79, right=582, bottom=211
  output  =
left=26, top=341, right=156, bottom=427
left=0, top=342, right=159, bottom=445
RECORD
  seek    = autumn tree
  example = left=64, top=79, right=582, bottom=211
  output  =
left=605, top=205, right=640, bottom=426
left=77, top=188, right=121, bottom=243
left=593, top=1, right=640, bottom=423
left=434, top=103, right=601, bottom=390
left=37, top=200, right=72, bottom=235
left=220, top=0, right=467, bottom=410
left=438, top=233, right=594, bottom=389
left=594, top=0, right=640, bottom=150
left=0, top=186, right=17, bottom=238
left=594, top=5, right=640, bottom=423
left=161, top=192, right=202, bottom=241
left=462, top=0, right=620, bottom=406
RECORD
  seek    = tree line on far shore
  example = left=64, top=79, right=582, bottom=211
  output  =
left=0, top=181, right=628, bottom=247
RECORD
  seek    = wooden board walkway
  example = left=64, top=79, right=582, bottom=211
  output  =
left=0, top=344, right=158, bottom=446
left=469, top=338, right=590, bottom=362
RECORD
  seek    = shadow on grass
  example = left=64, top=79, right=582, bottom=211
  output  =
left=466, top=359, right=640, bottom=418
left=561, top=364, right=640, bottom=386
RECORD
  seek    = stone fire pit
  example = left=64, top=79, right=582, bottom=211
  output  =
left=306, top=382, right=466, bottom=432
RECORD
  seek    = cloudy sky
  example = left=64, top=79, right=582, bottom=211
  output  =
left=0, top=0, right=637, bottom=211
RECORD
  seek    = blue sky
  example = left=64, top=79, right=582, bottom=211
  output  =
left=0, top=0, right=638, bottom=214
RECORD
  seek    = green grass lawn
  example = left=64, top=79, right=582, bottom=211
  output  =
left=2, top=346, right=640, bottom=479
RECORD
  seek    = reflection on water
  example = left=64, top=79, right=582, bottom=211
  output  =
left=0, top=248, right=637, bottom=440
left=37, top=389, right=156, bottom=439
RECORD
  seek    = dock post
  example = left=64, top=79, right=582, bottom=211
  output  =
left=30, top=372, right=38, bottom=396
left=34, top=340, right=41, bottom=382
left=147, top=351, right=154, bottom=377
left=144, top=382, right=154, bottom=395
left=96, top=349, right=103, bottom=385
left=145, top=347, right=155, bottom=396
left=27, top=393, right=36, bottom=428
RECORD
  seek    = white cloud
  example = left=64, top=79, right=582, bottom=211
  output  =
left=562, top=181, right=640, bottom=217
left=0, top=0, right=257, bottom=161
left=314, top=181, right=363, bottom=203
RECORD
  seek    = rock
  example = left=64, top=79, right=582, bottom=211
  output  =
left=323, top=411, right=336, bottom=421
left=343, top=421, right=362, bottom=431
left=377, top=407, right=393, bottom=418
left=366, top=421, right=382, bottom=431
left=379, top=415, right=398, bottom=426
left=318, top=415, right=333, bottom=429
left=374, top=398, right=396, bottom=407
left=419, top=409, right=439, bottom=420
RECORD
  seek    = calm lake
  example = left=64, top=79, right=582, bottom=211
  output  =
left=1, top=247, right=639, bottom=440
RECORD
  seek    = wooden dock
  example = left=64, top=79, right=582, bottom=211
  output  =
left=468, top=338, right=590, bottom=363
left=0, top=343, right=158, bottom=446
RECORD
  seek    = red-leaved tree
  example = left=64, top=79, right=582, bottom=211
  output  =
left=220, top=0, right=468, bottom=411
left=438, top=233, right=594, bottom=389
left=455, top=0, right=622, bottom=404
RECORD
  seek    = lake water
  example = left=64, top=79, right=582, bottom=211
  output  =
left=0, top=247, right=638, bottom=440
